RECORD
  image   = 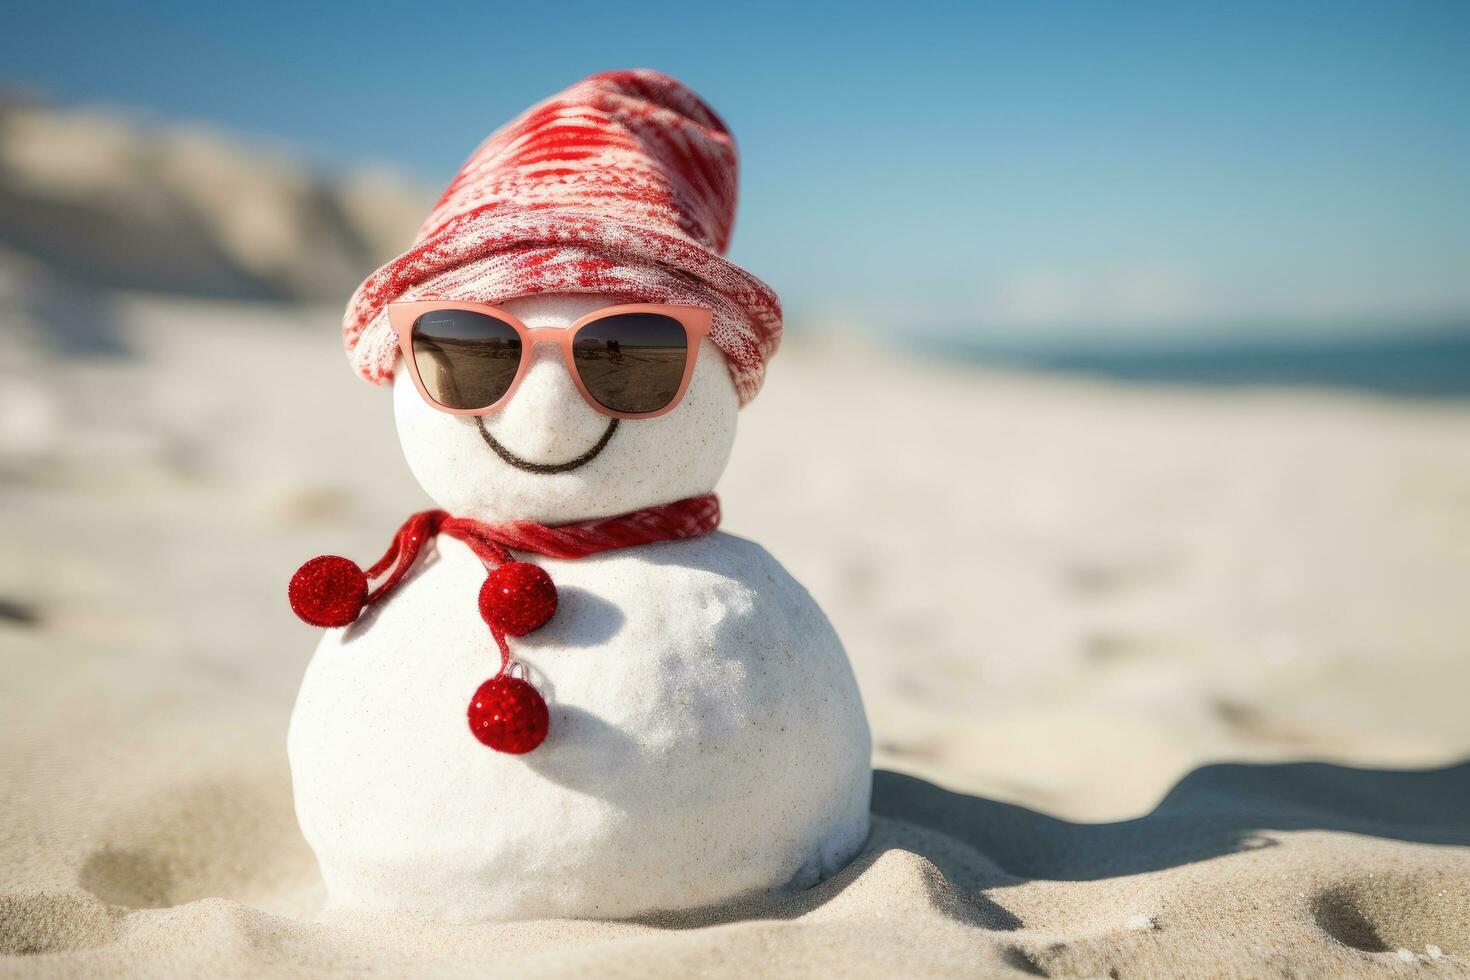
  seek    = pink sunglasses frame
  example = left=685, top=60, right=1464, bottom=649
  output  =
left=388, top=300, right=713, bottom=420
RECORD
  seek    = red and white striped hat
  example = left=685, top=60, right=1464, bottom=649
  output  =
left=342, top=69, right=782, bottom=405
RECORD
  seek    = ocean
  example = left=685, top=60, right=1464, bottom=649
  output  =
left=922, top=327, right=1470, bottom=399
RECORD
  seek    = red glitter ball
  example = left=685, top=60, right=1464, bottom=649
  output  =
left=288, top=555, right=368, bottom=627
left=478, top=562, right=558, bottom=636
left=467, top=675, right=549, bottom=753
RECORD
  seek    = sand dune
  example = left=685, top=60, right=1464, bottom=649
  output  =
left=3, top=293, right=1470, bottom=976
left=0, top=99, right=428, bottom=302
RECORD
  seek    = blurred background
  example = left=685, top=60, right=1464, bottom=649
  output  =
left=5, top=1, right=1469, bottom=389
left=2, top=0, right=1469, bottom=835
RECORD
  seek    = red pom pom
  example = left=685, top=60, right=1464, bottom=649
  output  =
left=289, top=555, right=368, bottom=627
left=467, top=675, right=549, bottom=753
left=479, top=562, right=558, bottom=636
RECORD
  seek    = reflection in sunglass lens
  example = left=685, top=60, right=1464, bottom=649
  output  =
left=411, top=310, right=522, bottom=410
left=572, top=313, right=689, bottom=414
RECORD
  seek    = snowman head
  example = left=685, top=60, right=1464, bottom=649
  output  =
left=393, top=293, right=739, bottom=523
left=341, top=71, right=781, bottom=522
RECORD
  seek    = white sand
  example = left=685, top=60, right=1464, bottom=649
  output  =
left=3, top=292, right=1470, bottom=976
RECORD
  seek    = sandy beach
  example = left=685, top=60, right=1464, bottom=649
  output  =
left=2, top=285, right=1469, bottom=977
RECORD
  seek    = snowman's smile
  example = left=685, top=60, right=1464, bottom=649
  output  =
left=474, top=417, right=620, bottom=474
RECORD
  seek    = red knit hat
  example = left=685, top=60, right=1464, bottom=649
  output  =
left=343, top=69, right=782, bottom=405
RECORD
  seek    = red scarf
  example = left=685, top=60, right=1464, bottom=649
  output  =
left=288, top=494, right=721, bottom=755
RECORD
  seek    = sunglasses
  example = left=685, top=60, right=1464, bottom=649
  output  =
left=389, top=301, right=712, bottom=420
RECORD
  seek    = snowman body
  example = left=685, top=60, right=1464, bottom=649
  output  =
left=289, top=532, right=870, bottom=920
left=288, top=295, right=872, bottom=921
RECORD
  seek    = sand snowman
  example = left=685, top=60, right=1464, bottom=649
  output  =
left=285, top=71, right=871, bottom=921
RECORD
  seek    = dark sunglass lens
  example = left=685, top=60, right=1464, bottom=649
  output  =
left=572, top=313, right=689, bottom=414
left=410, top=310, right=521, bottom=410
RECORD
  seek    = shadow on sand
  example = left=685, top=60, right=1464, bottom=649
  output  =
left=872, top=760, right=1470, bottom=881
left=644, top=759, right=1470, bottom=931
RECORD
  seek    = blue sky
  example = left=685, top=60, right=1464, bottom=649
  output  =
left=5, top=1, right=1468, bottom=341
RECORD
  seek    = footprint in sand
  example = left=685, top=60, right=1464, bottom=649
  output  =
left=68, top=774, right=319, bottom=916
left=1311, top=874, right=1466, bottom=957
left=78, top=847, right=174, bottom=909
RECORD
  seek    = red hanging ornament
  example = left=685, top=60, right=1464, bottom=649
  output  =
left=289, top=555, right=368, bottom=627
left=467, top=674, right=549, bottom=754
left=479, top=562, right=558, bottom=637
